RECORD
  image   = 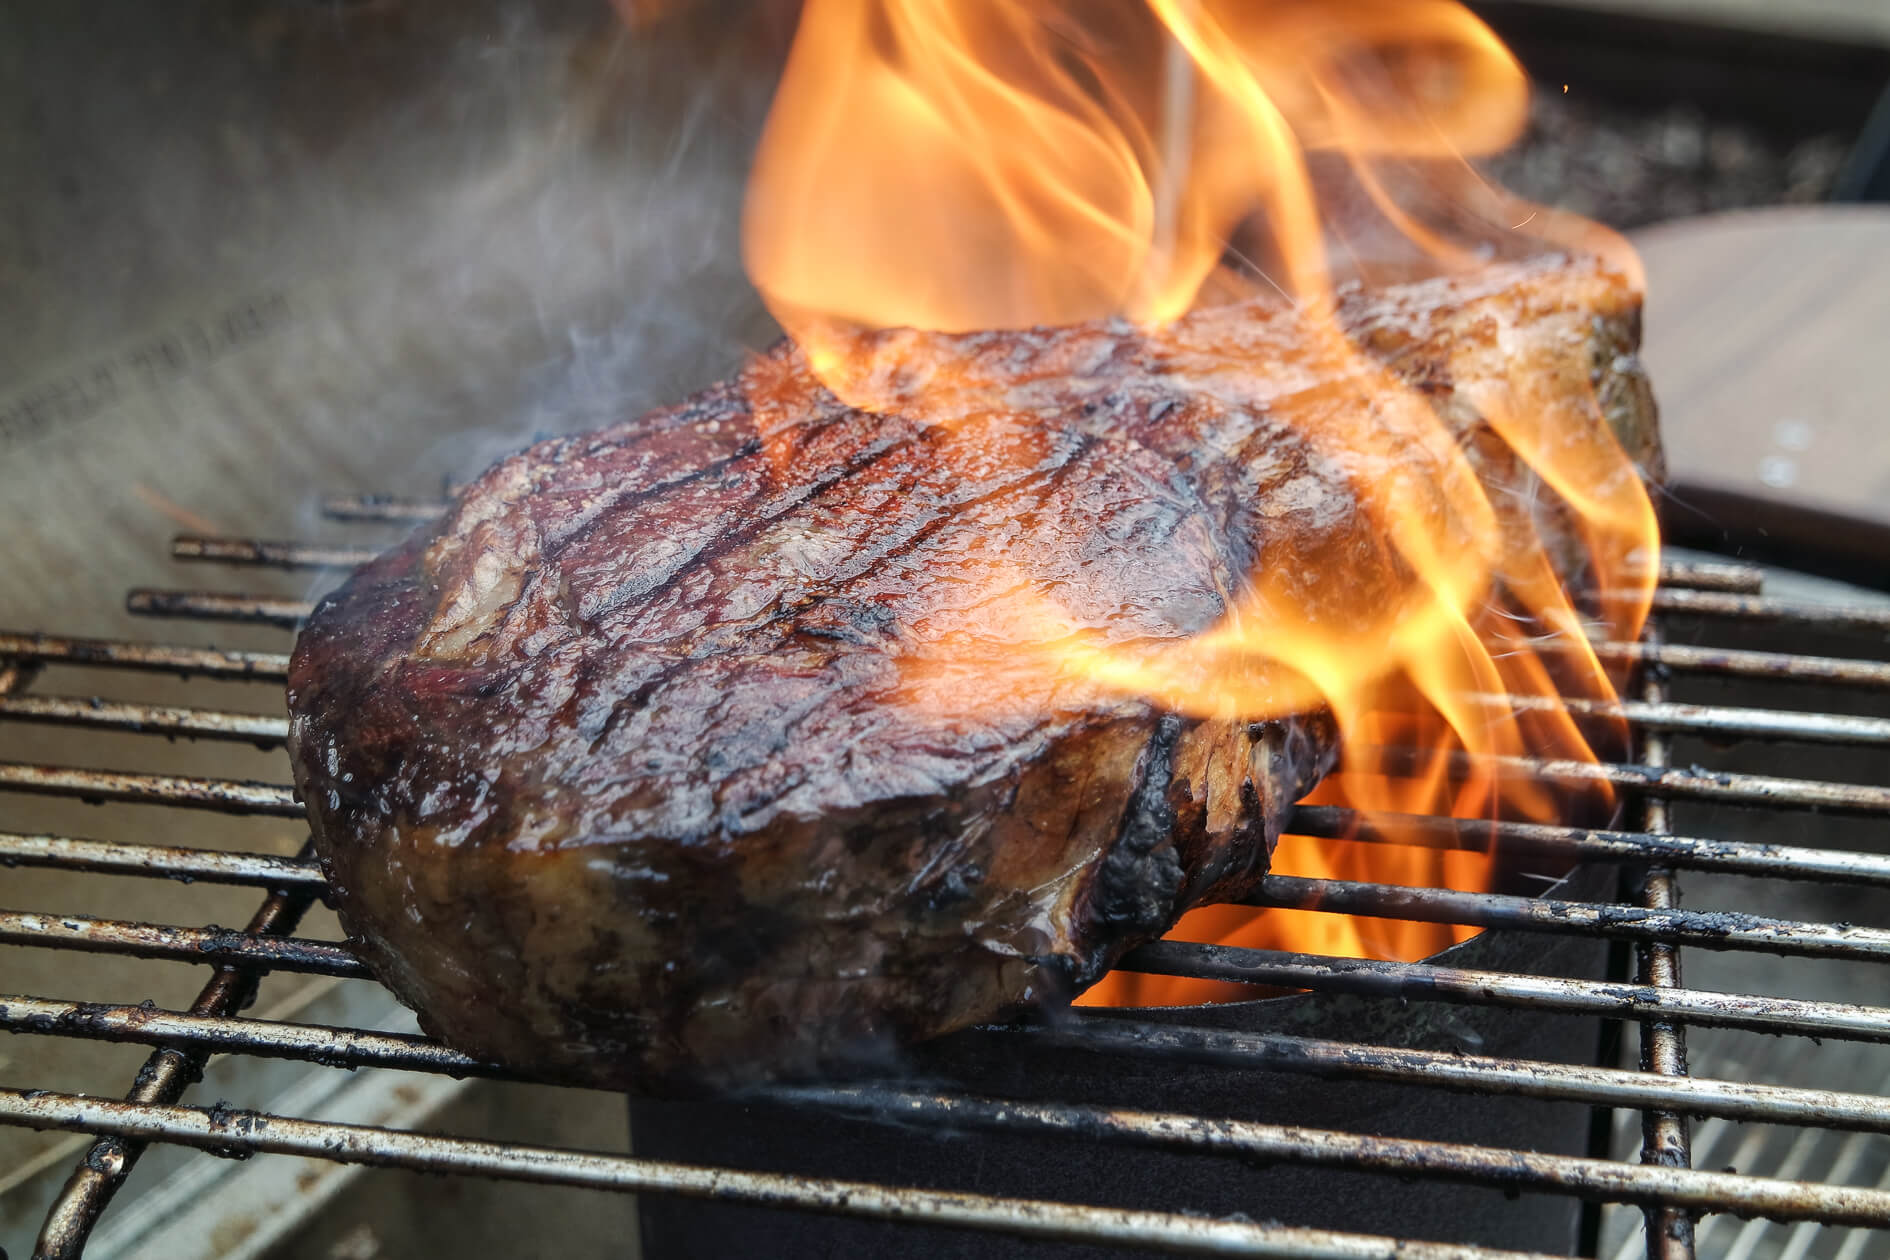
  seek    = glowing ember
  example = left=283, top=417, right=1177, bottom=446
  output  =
left=739, top=0, right=1660, bottom=997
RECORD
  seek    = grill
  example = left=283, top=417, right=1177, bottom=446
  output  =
left=2, top=501, right=1889, bottom=1259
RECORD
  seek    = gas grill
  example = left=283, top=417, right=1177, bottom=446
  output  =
left=1, top=505, right=1888, bottom=1259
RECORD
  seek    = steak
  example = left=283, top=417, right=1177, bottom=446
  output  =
left=286, top=253, right=1660, bottom=1092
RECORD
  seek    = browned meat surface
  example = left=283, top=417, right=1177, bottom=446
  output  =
left=286, top=253, right=1659, bottom=1092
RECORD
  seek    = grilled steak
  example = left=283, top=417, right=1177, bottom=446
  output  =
left=287, top=253, right=1660, bottom=1092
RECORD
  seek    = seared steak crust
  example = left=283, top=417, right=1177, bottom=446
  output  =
left=287, top=254, right=1658, bottom=1091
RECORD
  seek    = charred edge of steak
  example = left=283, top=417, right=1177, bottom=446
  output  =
left=1065, top=713, right=1186, bottom=993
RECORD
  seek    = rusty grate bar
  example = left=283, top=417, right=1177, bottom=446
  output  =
left=0, top=834, right=323, bottom=891
left=0, top=695, right=287, bottom=744
left=170, top=536, right=379, bottom=569
left=0, top=1087, right=1557, bottom=1260
left=1112, top=943, right=1890, bottom=1041
left=1465, top=692, right=1890, bottom=745
left=1016, top=1020, right=1890, bottom=1137
left=10, top=994, right=1890, bottom=1139
left=0, top=910, right=366, bottom=978
left=0, top=763, right=300, bottom=815
left=0, top=632, right=290, bottom=681
left=122, top=590, right=308, bottom=628
left=1367, top=747, right=1890, bottom=815
left=1243, top=875, right=1890, bottom=961
left=774, top=1087, right=1890, bottom=1227
left=1632, top=628, right=1695, bottom=1259
left=1287, top=807, right=1890, bottom=887
left=1590, top=640, right=1890, bottom=690
left=25, top=841, right=327, bottom=1260
left=0, top=995, right=494, bottom=1079
left=6, top=898, right=1886, bottom=1041
left=4, top=1078, right=1889, bottom=1241
left=1649, top=560, right=1763, bottom=594
left=318, top=494, right=449, bottom=523
left=1652, top=588, right=1890, bottom=633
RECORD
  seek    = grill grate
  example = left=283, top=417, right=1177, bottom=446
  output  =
left=2, top=508, right=1888, bottom=1258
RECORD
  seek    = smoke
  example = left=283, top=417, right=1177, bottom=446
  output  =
left=1, top=0, right=786, bottom=622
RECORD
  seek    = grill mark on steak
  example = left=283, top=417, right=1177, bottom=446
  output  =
left=569, top=422, right=1137, bottom=765
left=288, top=253, right=1662, bottom=1092
left=567, top=418, right=927, bottom=633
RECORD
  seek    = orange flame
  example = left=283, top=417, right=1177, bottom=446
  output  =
left=740, top=0, right=1659, bottom=1001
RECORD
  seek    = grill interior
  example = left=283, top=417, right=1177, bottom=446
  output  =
left=2, top=503, right=1888, bottom=1259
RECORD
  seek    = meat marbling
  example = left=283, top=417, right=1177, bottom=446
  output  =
left=286, top=254, right=1660, bottom=1091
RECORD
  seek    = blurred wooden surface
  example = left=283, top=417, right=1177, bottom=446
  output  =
left=1632, top=205, right=1890, bottom=583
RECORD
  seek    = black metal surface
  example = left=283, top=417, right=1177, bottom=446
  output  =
left=631, top=870, right=1615, bottom=1258
left=1465, top=2, right=1890, bottom=140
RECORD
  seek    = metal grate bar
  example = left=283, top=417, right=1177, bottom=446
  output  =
left=171, top=536, right=379, bottom=570
left=319, top=494, right=450, bottom=523
left=15, top=829, right=1883, bottom=961
left=0, top=995, right=492, bottom=1078
left=0, top=660, right=40, bottom=697
left=11, top=994, right=1890, bottom=1138
left=1591, top=640, right=1890, bottom=690
left=1651, top=561, right=1763, bottom=594
left=3, top=1079, right=1887, bottom=1239
left=0, top=763, right=300, bottom=815
left=776, top=1087, right=1890, bottom=1227
left=0, top=695, right=288, bottom=744
left=1245, top=875, right=1890, bottom=961
left=0, top=1087, right=1560, bottom=1260
left=10, top=900, right=1887, bottom=1041
left=28, top=842, right=327, bottom=1260
left=1114, top=942, right=1890, bottom=1041
left=0, top=910, right=366, bottom=978
left=1021, top=1019, right=1890, bottom=1137
left=1652, top=588, right=1890, bottom=633
left=1287, top=807, right=1890, bottom=887
left=1633, top=630, right=1696, bottom=1258
left=1369, top=747, right=1890, bottom=815
left=13, top=827, right=1884, bottom=962
left=0, top=632, right=290, bottom=681
left=1468, top=692, right=1890, bottom=746
left=123, top=590, right=308, bottom=628
left=0, top=833, right=323, bottom=891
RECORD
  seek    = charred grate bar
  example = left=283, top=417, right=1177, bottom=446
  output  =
left=1, top=513, right=1888, bottom=1258
left=0, top=1086, right=1574, bottom=1260
left=1631, top=631, right=1694, bottom=1257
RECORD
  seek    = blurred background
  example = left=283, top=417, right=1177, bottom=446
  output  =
left=1, top=1, right=1887, bottom=1257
